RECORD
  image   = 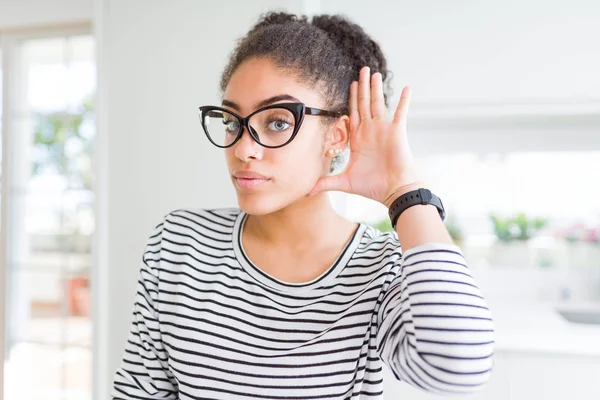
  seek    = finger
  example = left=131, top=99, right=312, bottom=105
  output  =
left=371, top=72, right=386, bottom=119
left=348, top=81, right=359, bottom=132
left=308, top=174, right=351, bottom=196
left=357, top=66, right=371, bottom=120
left=393, top=86, right=412, bottom=126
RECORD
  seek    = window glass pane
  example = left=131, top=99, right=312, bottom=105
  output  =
left=63, top=346, right=93, bottom=399
left=4, top=343, right=91, bottom=400
left=418, top=151, right=600, bottom=271
left=4, top=34, right=95, bottom=400
left=21, top=38, right=72, bottom=114
left=7, top=270, right=63, bottom=345
left=5, top=343, right=62, bottom=400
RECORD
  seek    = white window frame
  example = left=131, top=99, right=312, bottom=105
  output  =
left=0, top=22, right=92, bottom=400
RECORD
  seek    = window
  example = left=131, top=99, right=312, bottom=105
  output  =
left=416, top=151, right=600, bottom=270
left=1, top=31, right=95, bottom=400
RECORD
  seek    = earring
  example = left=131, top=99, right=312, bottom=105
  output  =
left=334, top=148, right=342, bottom=155
left=328, top=149, right=335, bottom=156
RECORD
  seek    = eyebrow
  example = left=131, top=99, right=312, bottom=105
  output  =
left=221, top=94, right=301, bottom=111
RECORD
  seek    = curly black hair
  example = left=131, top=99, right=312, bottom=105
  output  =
left=220, top=11, right=392, bottom=116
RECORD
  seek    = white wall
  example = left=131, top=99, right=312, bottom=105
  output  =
left=322, top=0, right=600, bottom=105
left=321, top=0, right=600, bottom=154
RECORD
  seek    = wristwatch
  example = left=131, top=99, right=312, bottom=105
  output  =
left=388, top=188, right=446, bottom=229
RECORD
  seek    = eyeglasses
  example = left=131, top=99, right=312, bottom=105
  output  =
left=198, top=102, right=342, bottom=149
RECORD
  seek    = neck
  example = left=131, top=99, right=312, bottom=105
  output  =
left=244, top=193, right=351, bottom=251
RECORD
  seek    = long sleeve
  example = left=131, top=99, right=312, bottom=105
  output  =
left=111, top=221, right=179, bottom=399
left=376, top=241, right=495, bottom=394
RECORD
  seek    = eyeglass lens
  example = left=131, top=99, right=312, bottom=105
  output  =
left=203, top=107, right=297, bottom=147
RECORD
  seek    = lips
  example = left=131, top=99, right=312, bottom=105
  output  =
left=232, top=170, right=271, bottom=190
left=233, top=170, right=269, bottom=180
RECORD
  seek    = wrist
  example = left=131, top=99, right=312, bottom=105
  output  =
left=382, top=179, right=427, bottom=208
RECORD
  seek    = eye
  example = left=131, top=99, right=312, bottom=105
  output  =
left=267, top=119, right=291, bottom=132
left=222, top=119, right=240, bottom=133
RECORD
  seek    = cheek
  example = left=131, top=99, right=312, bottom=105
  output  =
left=279, top=150, right=320, bottom=184
left=278, top=130, right=326, bottom=183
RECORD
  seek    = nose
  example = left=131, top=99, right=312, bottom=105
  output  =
left=233, top=127, right=263, bottom=161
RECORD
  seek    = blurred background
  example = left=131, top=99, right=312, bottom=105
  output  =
left=0, top=0, right=599, bottom=399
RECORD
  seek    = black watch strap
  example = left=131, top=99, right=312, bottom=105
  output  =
left=388, top=188, right=446, bottom=229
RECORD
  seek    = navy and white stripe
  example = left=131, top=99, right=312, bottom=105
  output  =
left=112, top=208, right=494, bottom=399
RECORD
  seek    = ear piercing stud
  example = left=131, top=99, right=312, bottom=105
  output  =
left=328, top=148, right=342, bottom=156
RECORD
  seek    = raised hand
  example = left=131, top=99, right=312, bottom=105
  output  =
left=309, top=66, right=423, bottom=207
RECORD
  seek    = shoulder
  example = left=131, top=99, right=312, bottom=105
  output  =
left=162, top=206, right=241, bottom=228
left=352, top=224, right=403, bottom=274
left=349, top=224, right=403, bottom=286
left=361, top=224, right=401, bottom=254
left=143, top=207, right=241, bottom=270
left=145, top=207, right=241, bottom=244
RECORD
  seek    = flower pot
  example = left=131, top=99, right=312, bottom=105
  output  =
left=67, top=277, right=91, bottom=316
left=489, top=241, right=531, bottom=268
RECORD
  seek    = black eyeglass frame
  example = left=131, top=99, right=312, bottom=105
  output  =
left=198, top=102, right=343, bottom=149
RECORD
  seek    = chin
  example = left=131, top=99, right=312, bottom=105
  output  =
left=235, top=193, right=282, bottom=216
left=235, top=188, right=307, bottom=216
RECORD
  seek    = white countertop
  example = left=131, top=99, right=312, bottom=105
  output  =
left=488, top=300, right=600, bottom=357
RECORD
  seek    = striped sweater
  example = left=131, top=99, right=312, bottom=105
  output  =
left=112, top=207, right=494, bottom=399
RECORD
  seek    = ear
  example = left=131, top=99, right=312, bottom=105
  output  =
left=325, top=115, right=351, bottom=152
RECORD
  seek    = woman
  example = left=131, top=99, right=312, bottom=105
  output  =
left=112, top=12, right=494, bottom=400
